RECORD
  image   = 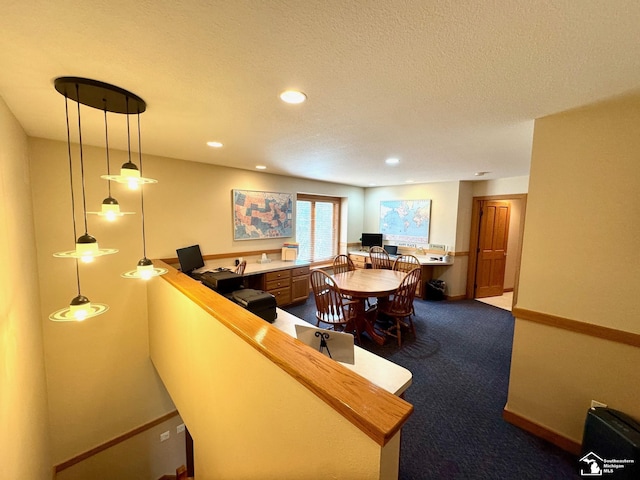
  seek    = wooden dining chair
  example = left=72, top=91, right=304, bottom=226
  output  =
left=332, top=254, right=355, bottom=274
left=392, top=254, right=420, bottom=273
left=393, top=255, right=421, bottom=314
left=378, top=267, right=421, bottom=347
left=310, top=270, right=360, bottom=343
left=369, top=246, right=392, bottom=269
left=235, top=260, right=247, bottom=275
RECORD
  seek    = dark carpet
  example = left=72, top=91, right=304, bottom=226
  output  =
left=283, top=298, right=581, bottom=479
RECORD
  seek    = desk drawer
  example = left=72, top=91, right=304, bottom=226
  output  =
left=266, top=278, right=290, bottom=291
left=291, top=266, right=310, bottom=277
left=268, top=287, right=291, bottom=306
left=349, top=255, right=368, bottom=269
left=265, top=270, right=291, bottom=282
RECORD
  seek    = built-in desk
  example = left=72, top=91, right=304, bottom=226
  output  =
left=348, top=251, right=453, bottom=299
left=235, top=260, right=310, bottom=307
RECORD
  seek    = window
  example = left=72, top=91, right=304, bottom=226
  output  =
left=296, top=194, right=340, bottom=263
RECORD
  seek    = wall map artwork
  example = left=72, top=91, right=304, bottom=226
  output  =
left=233, top=190, right=293, bottom=240
left=379, top=199, right=431, bottom=244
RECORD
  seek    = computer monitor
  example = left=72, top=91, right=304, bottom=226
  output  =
left=176, top=244, right=205, bottom=274
left=383, top=244, right=398, bottom=256
left=361, top=233, right=383, bottom=249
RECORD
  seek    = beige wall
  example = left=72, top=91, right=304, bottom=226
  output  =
left=471, top=176, right=529, bottom=197
left=0, top=99, right=52, bottom=477
left=364, top=182, right=461, bottom=249
left=504, top=198, right=524, bottom=290
left=507, top=94, right=640, bottom=442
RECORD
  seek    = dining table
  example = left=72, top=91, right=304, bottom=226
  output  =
left=331, top=268, right=406, bottom=345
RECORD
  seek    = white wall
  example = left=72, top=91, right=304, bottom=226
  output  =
left=0, top=98, right=52, bottom=478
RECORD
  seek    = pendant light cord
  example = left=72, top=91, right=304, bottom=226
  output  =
left=103, top=105, right=112, bottom=197
left=126, top=98, right=132, bottom=165
left=137, top=111, right=147, bottom=259
left=75, top=84, right=89, bottom=235
left=64, top=94, right=81, bottom=296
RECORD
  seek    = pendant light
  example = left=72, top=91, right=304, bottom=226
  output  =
left=88, top=106, right=134, bottom=221
left=50, top=88, right=108, bottom=321
left=122, top=112, right=167, bottom=280
left=53, top=79, right=118, bottom=263
left=101, top=96, right=157, bottom=190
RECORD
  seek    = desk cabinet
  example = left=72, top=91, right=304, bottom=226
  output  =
left=247, top=266, right=310, bottom=307
left=349, top=254, right=369, bottom=269
left=291, top=266, right=311, bottom=304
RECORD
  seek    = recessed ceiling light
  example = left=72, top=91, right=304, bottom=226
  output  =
left=369, top=183, right=377, bottom=186
left=385, top=158, right=400, bottom=165
left=206, top=141, right=223, bottom=148
left=256, top=165, right=267, bottom=170
left=279, top=90, right=307, bottom=104
left=474, top=171, right=489, bottom=176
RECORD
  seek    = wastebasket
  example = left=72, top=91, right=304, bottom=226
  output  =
left=425, top=279, right=446, bottom=301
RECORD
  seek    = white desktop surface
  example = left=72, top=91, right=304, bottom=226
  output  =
left=205, top=259, right=310, bottom=275
left=273, top=308, right=412, bottom=396
left=349, top=250, right=453, bottom=266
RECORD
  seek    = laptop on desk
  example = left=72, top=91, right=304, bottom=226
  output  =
left=383, top=245, right=398, bottom=258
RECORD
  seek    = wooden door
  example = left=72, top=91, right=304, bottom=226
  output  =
left=475, top=201, right=510, bottom=298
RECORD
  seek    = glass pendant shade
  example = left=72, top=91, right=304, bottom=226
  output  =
left=101, top=161, right=157, bottom=190
left=122, top=257, right=168, bottom=280
left=53, top=233, right=118, bottom=262
left=50, top=294, right=109, bottom=322
left=88, top=197, right=134, bottom=221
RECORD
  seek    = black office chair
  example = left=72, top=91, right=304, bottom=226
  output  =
left=235, top=260, right=247, bottom=275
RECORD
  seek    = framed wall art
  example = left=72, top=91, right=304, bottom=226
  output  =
left=233, top=189, right=293, bottom=240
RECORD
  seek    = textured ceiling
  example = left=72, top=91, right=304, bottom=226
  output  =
left=1, top=1, right=640, bottom=187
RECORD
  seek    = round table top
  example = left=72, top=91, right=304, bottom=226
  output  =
left=332, top=269, right=406, bottom=297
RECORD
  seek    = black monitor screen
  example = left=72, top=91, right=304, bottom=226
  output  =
left=176, top=244, right=205, bottom=274
left=361, top=233, right=383, bottom=248
left=383, top=244, right=398, bottom=255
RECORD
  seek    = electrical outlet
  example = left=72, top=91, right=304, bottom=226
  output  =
left=160, top=430, right=170, bottom=442
left=591, top=399, right=607, bottom=409
left=177, top=423, right=185, bottom=434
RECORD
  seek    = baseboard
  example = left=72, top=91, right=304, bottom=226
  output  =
left=445, top=294, right=466, bottom=301
left=502, top=408, right=582, bottom=456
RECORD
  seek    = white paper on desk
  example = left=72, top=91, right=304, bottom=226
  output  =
left=294, top=325, right=355, bottom=365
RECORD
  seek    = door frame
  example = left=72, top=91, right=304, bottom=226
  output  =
left=466, top=194, right=527, bottom=303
